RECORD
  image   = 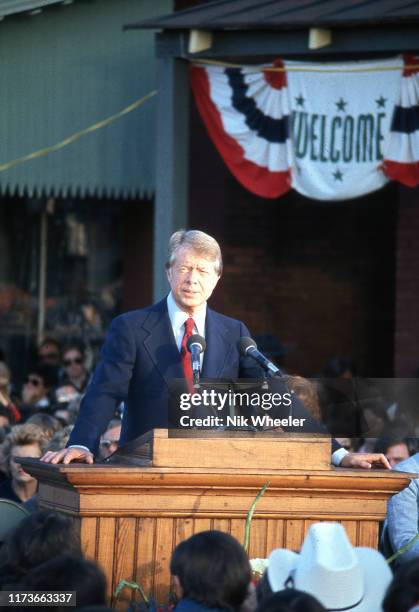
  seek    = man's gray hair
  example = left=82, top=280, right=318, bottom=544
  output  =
left=167, top=229, right=223, bottom=276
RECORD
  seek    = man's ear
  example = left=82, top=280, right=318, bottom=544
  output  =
left=172, top=575, right=183, bottom=598
left=211, top=273, right=221, bottom=292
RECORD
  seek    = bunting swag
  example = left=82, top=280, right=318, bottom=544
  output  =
left=190, top=61, right=292, bottom=199
left=382, top=55, right=419, bottom=187
left=190, top=56, right=419, bottom=201
left=190, top=60, right=293, bottom=199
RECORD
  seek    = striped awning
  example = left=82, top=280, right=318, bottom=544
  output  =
left=0, top=0, right=172, bottom=199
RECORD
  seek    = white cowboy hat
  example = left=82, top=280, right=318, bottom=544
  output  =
left=267, top=522, right=392, bottom=611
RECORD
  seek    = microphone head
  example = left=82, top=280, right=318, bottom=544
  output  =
left=186, top=334, right=206, bottom=353
left=238, top=336, right=257, bottom=356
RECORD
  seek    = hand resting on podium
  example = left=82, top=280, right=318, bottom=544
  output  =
left=42, top=447, right=94, bottom=465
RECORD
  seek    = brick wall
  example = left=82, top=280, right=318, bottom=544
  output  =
left=395, top=186, right=419, bottom=377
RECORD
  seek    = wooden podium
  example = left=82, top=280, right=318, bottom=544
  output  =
left=21, top=430, right=412, bottom=609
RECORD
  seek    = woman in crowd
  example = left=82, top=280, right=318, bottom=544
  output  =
left=0, top=423, right=48, bottom=503
left=61, top=344, right=90, bottom=394
left=0, top=361, right=21, bottom=425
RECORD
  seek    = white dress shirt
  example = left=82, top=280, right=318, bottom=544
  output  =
left=166, top=291, right=206, bottom=366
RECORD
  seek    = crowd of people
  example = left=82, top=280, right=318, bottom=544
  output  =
left=0, top=514, right=418, bottom=611
left=0, top=337, right=122, bottom=505
left=0, top=338, right=418, bottom=610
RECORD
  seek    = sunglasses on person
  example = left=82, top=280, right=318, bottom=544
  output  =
left=64, top=357, right=83, bottom=366
left=100, top=439, right=119, bottom=448
left=25, top=376, right=43, bottom=386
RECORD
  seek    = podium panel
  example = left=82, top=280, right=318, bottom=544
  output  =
left=21, top=453, right=412, bottom=610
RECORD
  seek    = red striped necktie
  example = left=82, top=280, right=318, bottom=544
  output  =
left=181, top=317, right=195, bottom=391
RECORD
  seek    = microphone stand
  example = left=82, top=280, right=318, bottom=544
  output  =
left=193, top=366, right=201, bottom=390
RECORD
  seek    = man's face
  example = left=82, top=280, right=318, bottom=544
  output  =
left=63, top=350, right=85, bottom=379
left=166, top=246, right=220, bottom=315
left=386, top=442, right=410, bottom=468
left=99, top=424, right=121, bottom=459
left=39, top=343, right=60, bottom=366
left=22, top=374, right=47, bottom=405
left=10, top=443, right=42, bottom=484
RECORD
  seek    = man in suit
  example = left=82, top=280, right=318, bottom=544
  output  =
left=41, top=229, right=389, bottom=469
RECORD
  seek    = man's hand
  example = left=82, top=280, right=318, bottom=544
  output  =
left=340, top=452, right=391, bottom=470
left=41, top=448, right=94, bottom=465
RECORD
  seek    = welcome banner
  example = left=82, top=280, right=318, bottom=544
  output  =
left=190, top=56, right=419, bottom=201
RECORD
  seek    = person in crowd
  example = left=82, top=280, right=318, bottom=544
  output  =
left=170, top=530, right=251, bottom=612
left=41, top=229, right=389, bottom=470
left=0, top=405, right=16, bottom=431
left=357, top=402, right=392, bottom=453
left=98, top=418, right=121, bottom=460
left=37, top=337, right=62, bottom=369
left=282, top=376, right=322, bottom=421
left=382, top=558, right=419, bottom=612
left=26, top=413, right=62, bottom=440
left=385, top=451, right=419, bottom=564
left=374, top=435, right=412, bottom=468
left=23, top=425, right=73, bottom=513
left=52, top=383, right=81, bottom=425
left=0, top=361, right=21, bottom=424
left=0, top=510, right=82, bottom=588
left=256, top=589, right=326, bottom=612
left=261, top=522, right=392, bottom=612
left=45, top=425, right=74, bottom=453
left=61, top=344, right=90, bottom=394
left=20, top=364, right=58, bottom=419
left=334, top=437, right=358, bottom=452
left=18, top=553, right=107, bottom=610
left=322, top=355, right=357, bottom=379
left=0, top=423, right=48, bottom=503
left=316, top=357, right=366, bottom=443
left=391, top=377, right=419, bottom=437
left=0, top=420, right=7, bottom=449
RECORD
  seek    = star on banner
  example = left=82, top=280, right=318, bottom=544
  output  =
left=333, top=168, right=344, bottom=182
left=375, top=95, right=387, bottom=108
left=295, top=94, right=305, bottom=107
left=335, top=98, right=347, bottom=112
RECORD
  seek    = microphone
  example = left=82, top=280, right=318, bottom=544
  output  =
left=186, top=334, right=206, bottom=388
left=238, top=337, right=282, bottom=377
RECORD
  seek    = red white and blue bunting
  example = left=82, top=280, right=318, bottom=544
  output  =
left=190, top=56, right=419, bottom=200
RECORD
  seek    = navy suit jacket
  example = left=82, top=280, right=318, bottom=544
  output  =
left=68, top=297, right=340, bottom=455
left=68, top=298, right=262, bottom=452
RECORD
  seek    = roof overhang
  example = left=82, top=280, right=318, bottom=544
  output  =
left=125, top=0, right=419, bottom=58
left=0, top=0, right=73, bottom=20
